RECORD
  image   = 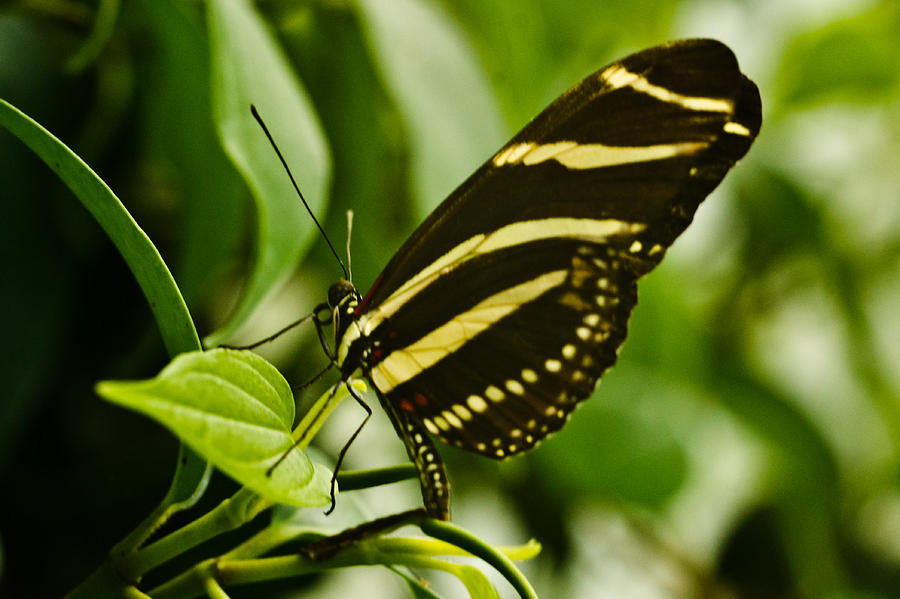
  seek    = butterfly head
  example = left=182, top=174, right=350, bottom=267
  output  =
left=327, top=279, right=360, bottom=311
left=327, top=279, right=362, bottom=359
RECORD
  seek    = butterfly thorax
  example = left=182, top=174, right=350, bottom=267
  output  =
left=331, top=279, right=396, bottom=385
left=327, top=279, right=363, bottom=370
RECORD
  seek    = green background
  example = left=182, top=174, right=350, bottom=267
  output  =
left=2, top=0, right=899, bottom=597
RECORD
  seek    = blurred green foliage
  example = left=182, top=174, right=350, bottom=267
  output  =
left=1, top=0, right=899, bottom=597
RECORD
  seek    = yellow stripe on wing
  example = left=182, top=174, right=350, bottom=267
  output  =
left=370, top=269, right=569, bottom=392
left=371, top=218, right=644, bottom=324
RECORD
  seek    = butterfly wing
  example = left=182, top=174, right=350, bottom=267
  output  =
left=357, top=38, right=760, bottom=312
left=348, top=39, right=760, bottom=458
left=366, top=236, right=642, bottom=457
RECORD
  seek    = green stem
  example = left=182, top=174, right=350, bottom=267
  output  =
left=122, top=586, right=154, bottom=599
left=150, top=552, right=350, bottom=599
left=65, top=0, right=121, bottom=74
left=421, top=519, right=539, bottom=599
left=107, top=457, right=212, bottom=568
left=143, top=515, right=540, bottom=598
left=200, top=576, right=231, bottom=599
left=220, top=524, right=320, bottom=561
left=63, top=559, right=132, bottom=599
left=123, top=488, right=269, bottom=580
left=336, top=464, right=418, bottom=491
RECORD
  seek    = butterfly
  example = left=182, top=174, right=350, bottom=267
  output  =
left=308, top=38, right=760, bottom=520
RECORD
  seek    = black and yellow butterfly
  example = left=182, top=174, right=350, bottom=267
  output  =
left=312, top=39, right=760, bottom=520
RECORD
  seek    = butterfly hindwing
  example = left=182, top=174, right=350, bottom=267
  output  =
left=378, top=392, right=451, bottom=519
left=367, top=233, right=644, bottom=458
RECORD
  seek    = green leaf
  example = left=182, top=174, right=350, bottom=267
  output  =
left=96, top=349, right=331, bottom=507
left=0, top=98, right=200, bottom=357
left=391, top=567, right=444, bottom=599
left=443, top=563, right=499, bottom=599
left=206, top=0, right=331, bottom=345
left=356, top=0, right=505, bottom=218
left=392, top=557, right=499, bottom=599
left=368, top=537, right=511, bottom=599
left=0, top=96, right=209, bottom=529
left=136, top=0, right=246, bottom=311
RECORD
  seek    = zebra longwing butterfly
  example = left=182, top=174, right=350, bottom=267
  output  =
left=321, top=39, right=760, bottom=520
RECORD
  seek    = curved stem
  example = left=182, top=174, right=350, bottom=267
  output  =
left=123, top=488, right=268, bottom=581
left=420, top=518, right=539, bottom=599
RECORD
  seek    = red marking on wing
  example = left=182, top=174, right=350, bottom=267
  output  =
left=399, top=399, right=414, bottom=412
left=355, top=272, right=384, bottom=315
left=367, top=347, right=386, bottom=368
left=414, top=393, right=428, bottom=406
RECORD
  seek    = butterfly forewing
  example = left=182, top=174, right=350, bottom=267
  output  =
left=356, top=39, right=760, bottom=313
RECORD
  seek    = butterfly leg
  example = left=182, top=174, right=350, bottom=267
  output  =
left=296, top=362, right=335, bottom=391
left=299, top=391, right=449, bottom=559
left=216, top=310, right=319, bottom=350
left=324, top=380, right=372, bottom=515
left=378, top=392, right=451, bottom=520
left=217, top=299, right=337, bottom=352
left=266, top=379, right=344, bottom=477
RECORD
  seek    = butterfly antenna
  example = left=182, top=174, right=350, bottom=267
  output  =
left=250, top=105, right=349, bottom=281
left=345, top=210, right=354, bottom=283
